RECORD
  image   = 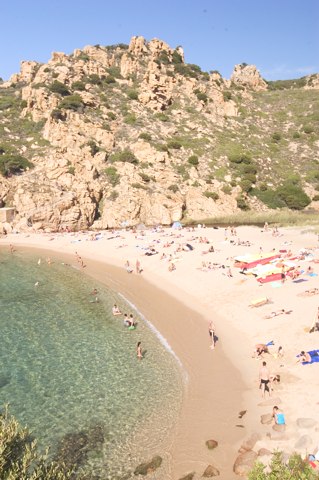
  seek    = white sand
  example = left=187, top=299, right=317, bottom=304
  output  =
left=2, top=224, right=319, bottom=479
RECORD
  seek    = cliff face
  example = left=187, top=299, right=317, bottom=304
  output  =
left=0, top=36, right=318, bottom=231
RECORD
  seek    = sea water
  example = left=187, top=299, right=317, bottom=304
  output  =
left=0, top=250, right=183, bottom=478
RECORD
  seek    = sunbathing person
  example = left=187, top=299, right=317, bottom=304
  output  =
left=253, top=344, right=270, bottom=358
left=296, top=351, right=312, bottom=363
left=264, top=309, right=288, bottom=319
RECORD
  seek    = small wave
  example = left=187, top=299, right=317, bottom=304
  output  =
left=118, top=293, right=188, bottom=384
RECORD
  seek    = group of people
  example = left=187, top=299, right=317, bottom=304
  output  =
left=112, top=304, right=143, bottom=359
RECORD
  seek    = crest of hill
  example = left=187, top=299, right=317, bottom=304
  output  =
left=0, top=36, right=318, bottom=232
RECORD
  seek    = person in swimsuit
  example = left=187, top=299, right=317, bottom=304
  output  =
left=208, top=321, right=216, bottom=349
left=259, top=361, right=271, bottom=398
left=136, top=342, right=143, bottom=360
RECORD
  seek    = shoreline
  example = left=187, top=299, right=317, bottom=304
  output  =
left=2, top=224, right=319, bottom=478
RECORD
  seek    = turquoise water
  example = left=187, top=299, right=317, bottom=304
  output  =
left=0, top=250, right=183, bottom=478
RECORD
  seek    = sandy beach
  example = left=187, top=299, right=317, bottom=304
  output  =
left=2, top=224, right=319, bottom=479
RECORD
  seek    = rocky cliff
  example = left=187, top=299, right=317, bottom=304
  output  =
left=0, top=36, right=318, bottom=231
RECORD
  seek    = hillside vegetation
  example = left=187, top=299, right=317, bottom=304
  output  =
left=0, top=36, right=318, bottom=231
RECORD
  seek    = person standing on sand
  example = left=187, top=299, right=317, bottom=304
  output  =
left=136, top=341, right=143, bottom=359
left=208, top=321, right=216, bottom=349
left=136, top=259, right=142, bottom=274
left=259, top=361, right=271, bottom=398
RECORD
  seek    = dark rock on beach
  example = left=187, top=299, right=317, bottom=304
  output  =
left=202, top=464, right=220, bottom=477
left=134, top=455, right=162, bottom=476
left=260, top=413, right=273, bottom=425
left=205, top=439, right=218, bottom=450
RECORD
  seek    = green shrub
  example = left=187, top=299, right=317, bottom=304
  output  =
left=188, top=155, right=199, bottom=166
left=106, top=66, right=122, bottom=78
left=108, top=190, right=119, bottom=201
left=72, top=81, right=86, bottom=91
left=59, top=94, right=84, bottom=112
left=277, top=182, right=311, bottom=210
left=67, top=166, right=75, bottom=175
left=221, top=184, right=232, bottom=195
left=139, top=172, right=152, bottom=183
left=109, top=149, right=138, bottom=164
left=172, top=49, right=183, bottom=64
left=167, top=140, right=182, bottom=150
left=272, top=132, right=281, bottom=142
left=174, top=63, right=199, bottom=78
left=155, top=113, right=170, bottom=122
left=127, top=89, right=138, bottom=100
left=51, top=109, right=65, bottom=121
left=292, top=131, right=301, bottom=139
left=312, top=194, right=319, bottom=201
left=194, top=89, right=208, bottom=103
left=139, top=132, right=152, bottom=142
left=49, top=81, right=70, bottom=96
left=303, top=125, right=314, bottom=134
left=229, top=152, right=252, bottom=164
left=168, top=184, right=179, bottom=193
left=124, top=113, right=137, bottom=124
left=77, top=52, right=89, bottom=61
left=0, top=406, right=75, bottom=479
left=105, top=75, right=116, bottom=84
left=240, top=179, right=253, bottom=193
left=107, top=111, right=116, bottom=120
left=20, top=99, right=27, bottom=108
left=236, top=195, right=250, bottom=210
left=248, top=451, right=318, bottom=480
left=87, top=140, right=99, bottom=156
left=0, top=154, right=34, bottom=177
left=203, top=191, right=219, bottom=200
left=104, top=166, right=120, bottom=186
left=87, top=74, right=102, bottom=85
left=131, top=182, right=148, bottom=190
left=223, top=91, right=232, bottom=101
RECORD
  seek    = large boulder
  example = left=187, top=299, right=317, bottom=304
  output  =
left=202, top=464, right=220, bottom=477
left=233, top=450, right=258, bottom=476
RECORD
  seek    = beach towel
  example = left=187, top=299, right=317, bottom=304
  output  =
left=297, top=349, right=319, bottom=365
left=266, top=341, right=274, bottom=347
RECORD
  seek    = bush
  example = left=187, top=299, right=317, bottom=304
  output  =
left=139, top=172, right=152, bottom=183
left=105, top=75, right=116, bottom=84
left=194, top=89, right=208, bottom=103
left=0, top=154, right=34, bottom=177
left=229, top=152, right=252, bottom=164
left=292, top=131, right=301, bottom=139
left=188, top=155, right=199, bottom=166
left=172, top=49, right=183, bottom=64
left=236, top=195, right=250, bottom=210
left=127, top=90, right=138, bottom=100
left=106, top=66, right=122, bottom=79
left=272, top=132, right=281, bottom=142
left=107, top=111, right=116, bottom=120
left=203, top=191, right=219, bottom=200
left=58, top=94, right=84, bottom=112
left=109, top=149, right=138, bottom=164
left=312, top=194, right=319, bottom=201
left=223, top=91, right=232, bottom=101
left=221, top=184, right=232, bottom=195
left=240, top=179, right=253, bottom=193
left=87, top=74, right=102, bottom=85
left=167, top=140, right=182, bottom=150
left=139, top=132, right=152, bottom=142
left=51, top=109, right=66, bottom=121
left=155, top=113, right=170, bottom=122
left=0, top=406, right=75, bottom=479
left=303, top=125, right=314, bottom=134
left=49, top=81, right=70, bottom=96
left=104, top=166, right=120, bottom=186
left=168, top=184, right=179, bottom=193
left=72, top=81, right=86, bottom=91
left=248, top=451, right=318, bottom=480
left=277, top=182, right=311, bottom=210
left=124, top=113, right=137, bottom=124
left=87, top=140, right=99, bottom=156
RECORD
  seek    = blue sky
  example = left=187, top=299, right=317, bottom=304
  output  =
left=0, top=0, right=318, bottom=81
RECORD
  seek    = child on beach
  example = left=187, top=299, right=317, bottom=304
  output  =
left=136, top=342, right=143, bottom=359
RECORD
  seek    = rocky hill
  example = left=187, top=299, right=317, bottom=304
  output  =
left=0, top=36, right=318, bottom=231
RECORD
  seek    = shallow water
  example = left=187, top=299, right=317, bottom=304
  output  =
left=0, top=250, right=183, bottom=478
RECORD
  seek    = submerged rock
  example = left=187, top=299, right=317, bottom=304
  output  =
left=202, top=464, right=220, bottom=477
left=134, top=455, right=162, bottom=476
left=206, top=439, right=218, bottom=450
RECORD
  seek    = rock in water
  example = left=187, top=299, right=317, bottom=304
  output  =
left=134, top=455, right=162, bottom=476
left=205, top=439, right=218, bottom=450
left=202, top=464, right=220, bottom=477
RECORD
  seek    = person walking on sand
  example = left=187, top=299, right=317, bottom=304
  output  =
left=136, top=341, right=143, bottom=360
left=259, top=361, right=271, bottom=398
left=136, top=259, right=142, bottom=274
